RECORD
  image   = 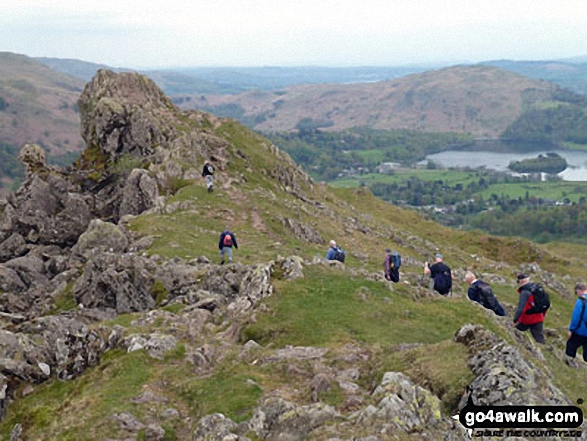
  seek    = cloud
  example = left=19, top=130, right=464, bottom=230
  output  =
left=0, top=0, right=586, bottom=67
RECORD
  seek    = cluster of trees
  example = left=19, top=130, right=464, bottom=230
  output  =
left=366, top=169, right=587, bottom=243
left=266, top=128, right=473, bottom=181
left=508, top=152, right=567, bottom=174
left=469, top=204, right=587, bottom=243
left=503, top=96, right=587, bottom=144
left=0, top=143, right=22, bottom=179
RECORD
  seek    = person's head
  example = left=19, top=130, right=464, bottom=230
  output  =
left=574, top=282, right=587, bottom=297
left=465, top=271, right=476, bottom=285
left=517, top=273, right=529, bottom=287
left=385, top=248, right=392, bottom=254
left=434, top=253, right=443, bottom=262
left=329, top=240, right=337, bottom=248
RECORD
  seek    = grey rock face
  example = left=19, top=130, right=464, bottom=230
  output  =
left=72, top=219, right=129, bottom=261
left=193, top=414, right=249, bottom=441
left=119, top=169, right=159, bottom=217
left=78, top=70, right=178, bottom=160
left=248, top=397, right=343, bottom=440
left=0, top=234, right=28, bottom=263
left=279, top=217, right=324, bottom=245
left=455, top=324, right=570, bottom=407
left=122, top=333, right=178, bottom=359
left=0, top=315, right=110, bottom=420
left=74, top=253, right=156, bottom=313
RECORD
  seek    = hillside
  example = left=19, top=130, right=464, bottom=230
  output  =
left=482, top=59, right=587, bottom=95
left=0, top=52, right=84, bottom=154
left=36, top=57, right=247, bottom=95
left=187, top=65, right=568, bottom=137
left=0, top=71, right=586, bottom=440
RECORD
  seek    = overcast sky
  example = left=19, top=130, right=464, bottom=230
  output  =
left=1, top=0, right=586, bottom=69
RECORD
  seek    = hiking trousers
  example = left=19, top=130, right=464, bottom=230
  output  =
left=566, top=333, right=587, bottom=361
left=515, top=321, right=546, bottom=344
left=220, top=247, right=232, bottom=263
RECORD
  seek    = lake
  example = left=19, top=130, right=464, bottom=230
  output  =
left=423, top=141, right=587, bottom=181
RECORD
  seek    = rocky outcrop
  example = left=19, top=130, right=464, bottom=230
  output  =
left=278, top=217, right=324, bottom=244
left=78, top=70, right=178, bottom=160
left=119, top=169, right=159, bottom=217
left=73, top=253, right=157, bottom=313
left=454, top=324, right=570, bottom=406
left=71, top=219, right=129, bottom=261
left=0, top=316, right=112, bottom=419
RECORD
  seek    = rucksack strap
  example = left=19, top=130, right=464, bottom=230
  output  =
left=572, top=298, right=587, bottom=332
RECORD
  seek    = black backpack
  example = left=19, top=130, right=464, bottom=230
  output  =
left=525, top=283, right=551, bottom=314
left=477, top=281, right=498, bottom=310
left=334, top=247, right=346, bottom=263
left=434, top=268, right=452, bottom=296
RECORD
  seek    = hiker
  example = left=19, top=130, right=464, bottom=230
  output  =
left=202, top=161, right=214, bottom=193
left=325, top=240, right=346, bottom=263
left=218, top=227, right=238, bottom=264
left=565, top=282, right=587, bottom=364
left=513, top=273, right=546, bottom=344
left=424, top=253, right=452, bottom=295
left=465, top=271, right=506, bottom=316
left=384, top=248, right=401, bottom=283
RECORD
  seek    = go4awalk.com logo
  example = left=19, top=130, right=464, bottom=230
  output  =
left=453, top=392, right=584, bottom=438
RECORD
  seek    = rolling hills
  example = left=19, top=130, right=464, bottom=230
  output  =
left=190, top=65, right=576, bottom=137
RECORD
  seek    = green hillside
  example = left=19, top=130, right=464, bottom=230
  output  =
left=1, top=70, right=586, bottom=440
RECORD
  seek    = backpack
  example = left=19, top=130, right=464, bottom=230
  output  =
left=334, top=247, right=346, bottom=263
left=434, top=268, right=452, bottom=296
left=223, top=234, right=233, bottom=247
left=391, top=252, right=401, bottom=270
left=525, top=283, right=550, bottom=315
left=477, top=281, right=498, bottom=310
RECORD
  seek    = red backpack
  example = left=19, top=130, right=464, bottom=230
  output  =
left=223, top=234, right=232, bottom=247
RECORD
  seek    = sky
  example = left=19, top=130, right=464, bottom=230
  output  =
left=1, top=0, right=586, bottom=69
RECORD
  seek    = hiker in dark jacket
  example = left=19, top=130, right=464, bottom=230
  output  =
left=566, top=282, right=587, bottom=364
left=424, top=253, right=452, bottom=295
left=202, top=161, right=214, bottom=193
left=513, top=273, right=546, bottom=344
left=384, top=248, right=400, bottom=282
left=218, top=228, right=238, bottom=264
left=465, top=271, right=505, bottom=316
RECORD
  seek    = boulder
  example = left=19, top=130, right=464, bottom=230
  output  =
left=72, top=219, right=129, bottom=261
left=0, top=233, right=28, bottom=263
left=193, top=414, right=249, bottom=441
left=119, top=169, right=159, bottom=217
left=248, top=397, right=343, bottom=440
left=74, top=253, right=156, bottom=313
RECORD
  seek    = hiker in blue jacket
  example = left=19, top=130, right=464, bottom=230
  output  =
left=218, top=227, right=238, bottom=264
left=325, top=240, right=338, bottom=260
left=566, top=282, right=587, bottom=364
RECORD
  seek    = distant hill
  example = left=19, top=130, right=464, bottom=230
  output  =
left=188, top=65, right=571, bottom=137
left=36, top=57, right=248, bottom=95
left=0, top=53, right=85, bottom=155
left=481, top=59, right=587, bottom=94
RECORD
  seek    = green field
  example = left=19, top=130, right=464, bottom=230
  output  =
left=330, top=168, right=587, bottom=203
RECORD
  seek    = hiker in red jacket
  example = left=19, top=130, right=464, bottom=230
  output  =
left=513, top=273, right=546, bottom=344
